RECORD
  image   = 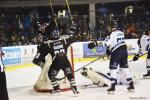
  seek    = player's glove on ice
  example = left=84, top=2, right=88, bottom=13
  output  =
left=133, top=54, right=139, bottom=61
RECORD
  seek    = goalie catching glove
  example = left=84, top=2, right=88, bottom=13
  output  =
left=133, top=54, right=139, bottom=61
left=88, top=39, right=98, bottom=49
left=32, top=58, right=45, bottom=68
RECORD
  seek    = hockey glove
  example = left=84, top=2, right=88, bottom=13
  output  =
left=88, top=40, right=98, bottom=49
left=133, top=54, right=139, bottom=61
left=32, top=58, right=45, bottom=68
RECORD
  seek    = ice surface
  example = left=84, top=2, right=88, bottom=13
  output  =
left=7, top=59, right=150, bottom=100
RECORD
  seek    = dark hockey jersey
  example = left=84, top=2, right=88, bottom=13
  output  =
left=45, top=35, right=73, bottom=59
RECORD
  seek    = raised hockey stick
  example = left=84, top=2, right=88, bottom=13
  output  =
left=56, top=54, right=106, bottom=81
left=65, top=0, right=73, bottom=23
left=49, top=0, right=59, bottom=29
left=129, top=52, right=148, bottom=62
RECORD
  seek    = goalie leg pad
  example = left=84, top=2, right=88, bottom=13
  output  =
left=81, top=68, right=111, bottom=86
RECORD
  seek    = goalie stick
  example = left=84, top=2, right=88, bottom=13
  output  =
left=56, top=54, right=107, bottom=81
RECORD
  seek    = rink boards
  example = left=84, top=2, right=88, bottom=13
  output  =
left=4, top=39, right=148, bottom=95
left=2, top=39, right=139, bottom=70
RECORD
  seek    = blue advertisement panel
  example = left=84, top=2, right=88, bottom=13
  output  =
left=2, top=47, right=21, bottom=65
left=83, top=42, right=106, bottom=58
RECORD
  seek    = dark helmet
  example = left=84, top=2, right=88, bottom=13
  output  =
left=36, top=33, right=44, bottom=43
left=50, top=29, right=60, bottom=40
left=110, top=20, right=118, bottom=31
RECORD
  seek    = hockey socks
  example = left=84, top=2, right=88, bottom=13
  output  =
left=69, top=79, right=79, bottom=94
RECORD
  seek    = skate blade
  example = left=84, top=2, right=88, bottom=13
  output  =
left=143, top=76, right=150, bottom=79
left=107, top=91, right=115, bottom=94
left=50, top=90, right=61, bottom=95
left=50, top=92, right=60, bottom=96
left=128, top=89, right=134, bottom=92
left=72, top=90, right=80, bottom=95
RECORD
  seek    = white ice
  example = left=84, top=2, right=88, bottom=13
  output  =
left=7, top=59, right=150, bottom=100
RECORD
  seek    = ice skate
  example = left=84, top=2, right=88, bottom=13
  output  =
left=127, top=81, right=134, bottom=92
left=51, top=85, right=60, bottom=94
left=143, top=71, right=150, bottom=79
left=107, top=83, right=115, bottom=94
left=71, top=86, right=80, bottom=95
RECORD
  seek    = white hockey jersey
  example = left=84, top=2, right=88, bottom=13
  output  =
left=105, top=30, right=126, bottom=52
left=138, top=35, right=150, bottom=55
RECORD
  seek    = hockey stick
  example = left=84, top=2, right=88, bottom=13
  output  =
left=65, top=0, right=73, bottom=23
left=129, top=52, right=148, bottom=62
left=49, top=0, right=59, bottom=29
left=56, top=54, right=106, bottom=81
left=74, top=55, right=106, bottom=72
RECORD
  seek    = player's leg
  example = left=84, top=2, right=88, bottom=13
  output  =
left=62, top=60, right=79, bottom=94
left=143, top=50, right=150, bottom=78
left=107, top=52, right=119, bottom=93
left=48, top=60, right=60, bottom=93
left=0, top=72, right=9, bottom=100
left=120, top=55, right=134, bottom=92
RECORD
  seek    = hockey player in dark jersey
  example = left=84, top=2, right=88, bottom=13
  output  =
left=33, top=20, right=79, bottom=94
left=33, top=33, right=48, bottom=68
left=46, top=29, right=79, bottom=94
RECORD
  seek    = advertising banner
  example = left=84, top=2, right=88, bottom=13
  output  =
left=83, top=41, right=106, bottom=58
left=2, top=47, right=21, bottom=65
left=20, top=45, right=37, bottom=63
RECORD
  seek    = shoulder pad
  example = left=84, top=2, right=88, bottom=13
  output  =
left=61, top=35, right=69, bottom=39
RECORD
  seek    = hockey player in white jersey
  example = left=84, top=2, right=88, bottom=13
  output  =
left=88, top=21, right=135, bottom=94
left=105, top=22, right=134, bottom=93
left=133, top=29, right=150, bottom=78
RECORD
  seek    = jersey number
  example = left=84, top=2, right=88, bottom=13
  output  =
left=54, top=49, right=65, bottom=55
left=117, top=37, right=124, bottom=42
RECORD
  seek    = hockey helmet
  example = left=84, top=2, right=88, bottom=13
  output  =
left=110, top=20, right=118, bottom=31
left=36, top=33, right=44, bottom=43
left=50, top=29, right=60, bottom=40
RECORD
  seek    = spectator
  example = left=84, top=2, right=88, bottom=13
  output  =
left=125, top=24, right=138, bottom=39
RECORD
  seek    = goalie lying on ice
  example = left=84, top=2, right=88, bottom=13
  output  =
left=80, top=68, right=137, bottom=87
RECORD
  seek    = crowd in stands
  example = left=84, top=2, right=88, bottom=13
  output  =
left=0, top=2, right=149, bottom=47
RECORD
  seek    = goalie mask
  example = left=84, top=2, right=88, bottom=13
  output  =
left=50, top=29, right=60, bottom=40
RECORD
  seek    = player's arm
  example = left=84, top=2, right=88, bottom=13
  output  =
left=104, top=33, right=114, bottom=56
left=105, top=33, right=114, bottom=47
left=88, top=39, right=98, bottom=49
left=32, top=43, right=49, bottom=68
left=133, top=37, right=143, bottom=61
